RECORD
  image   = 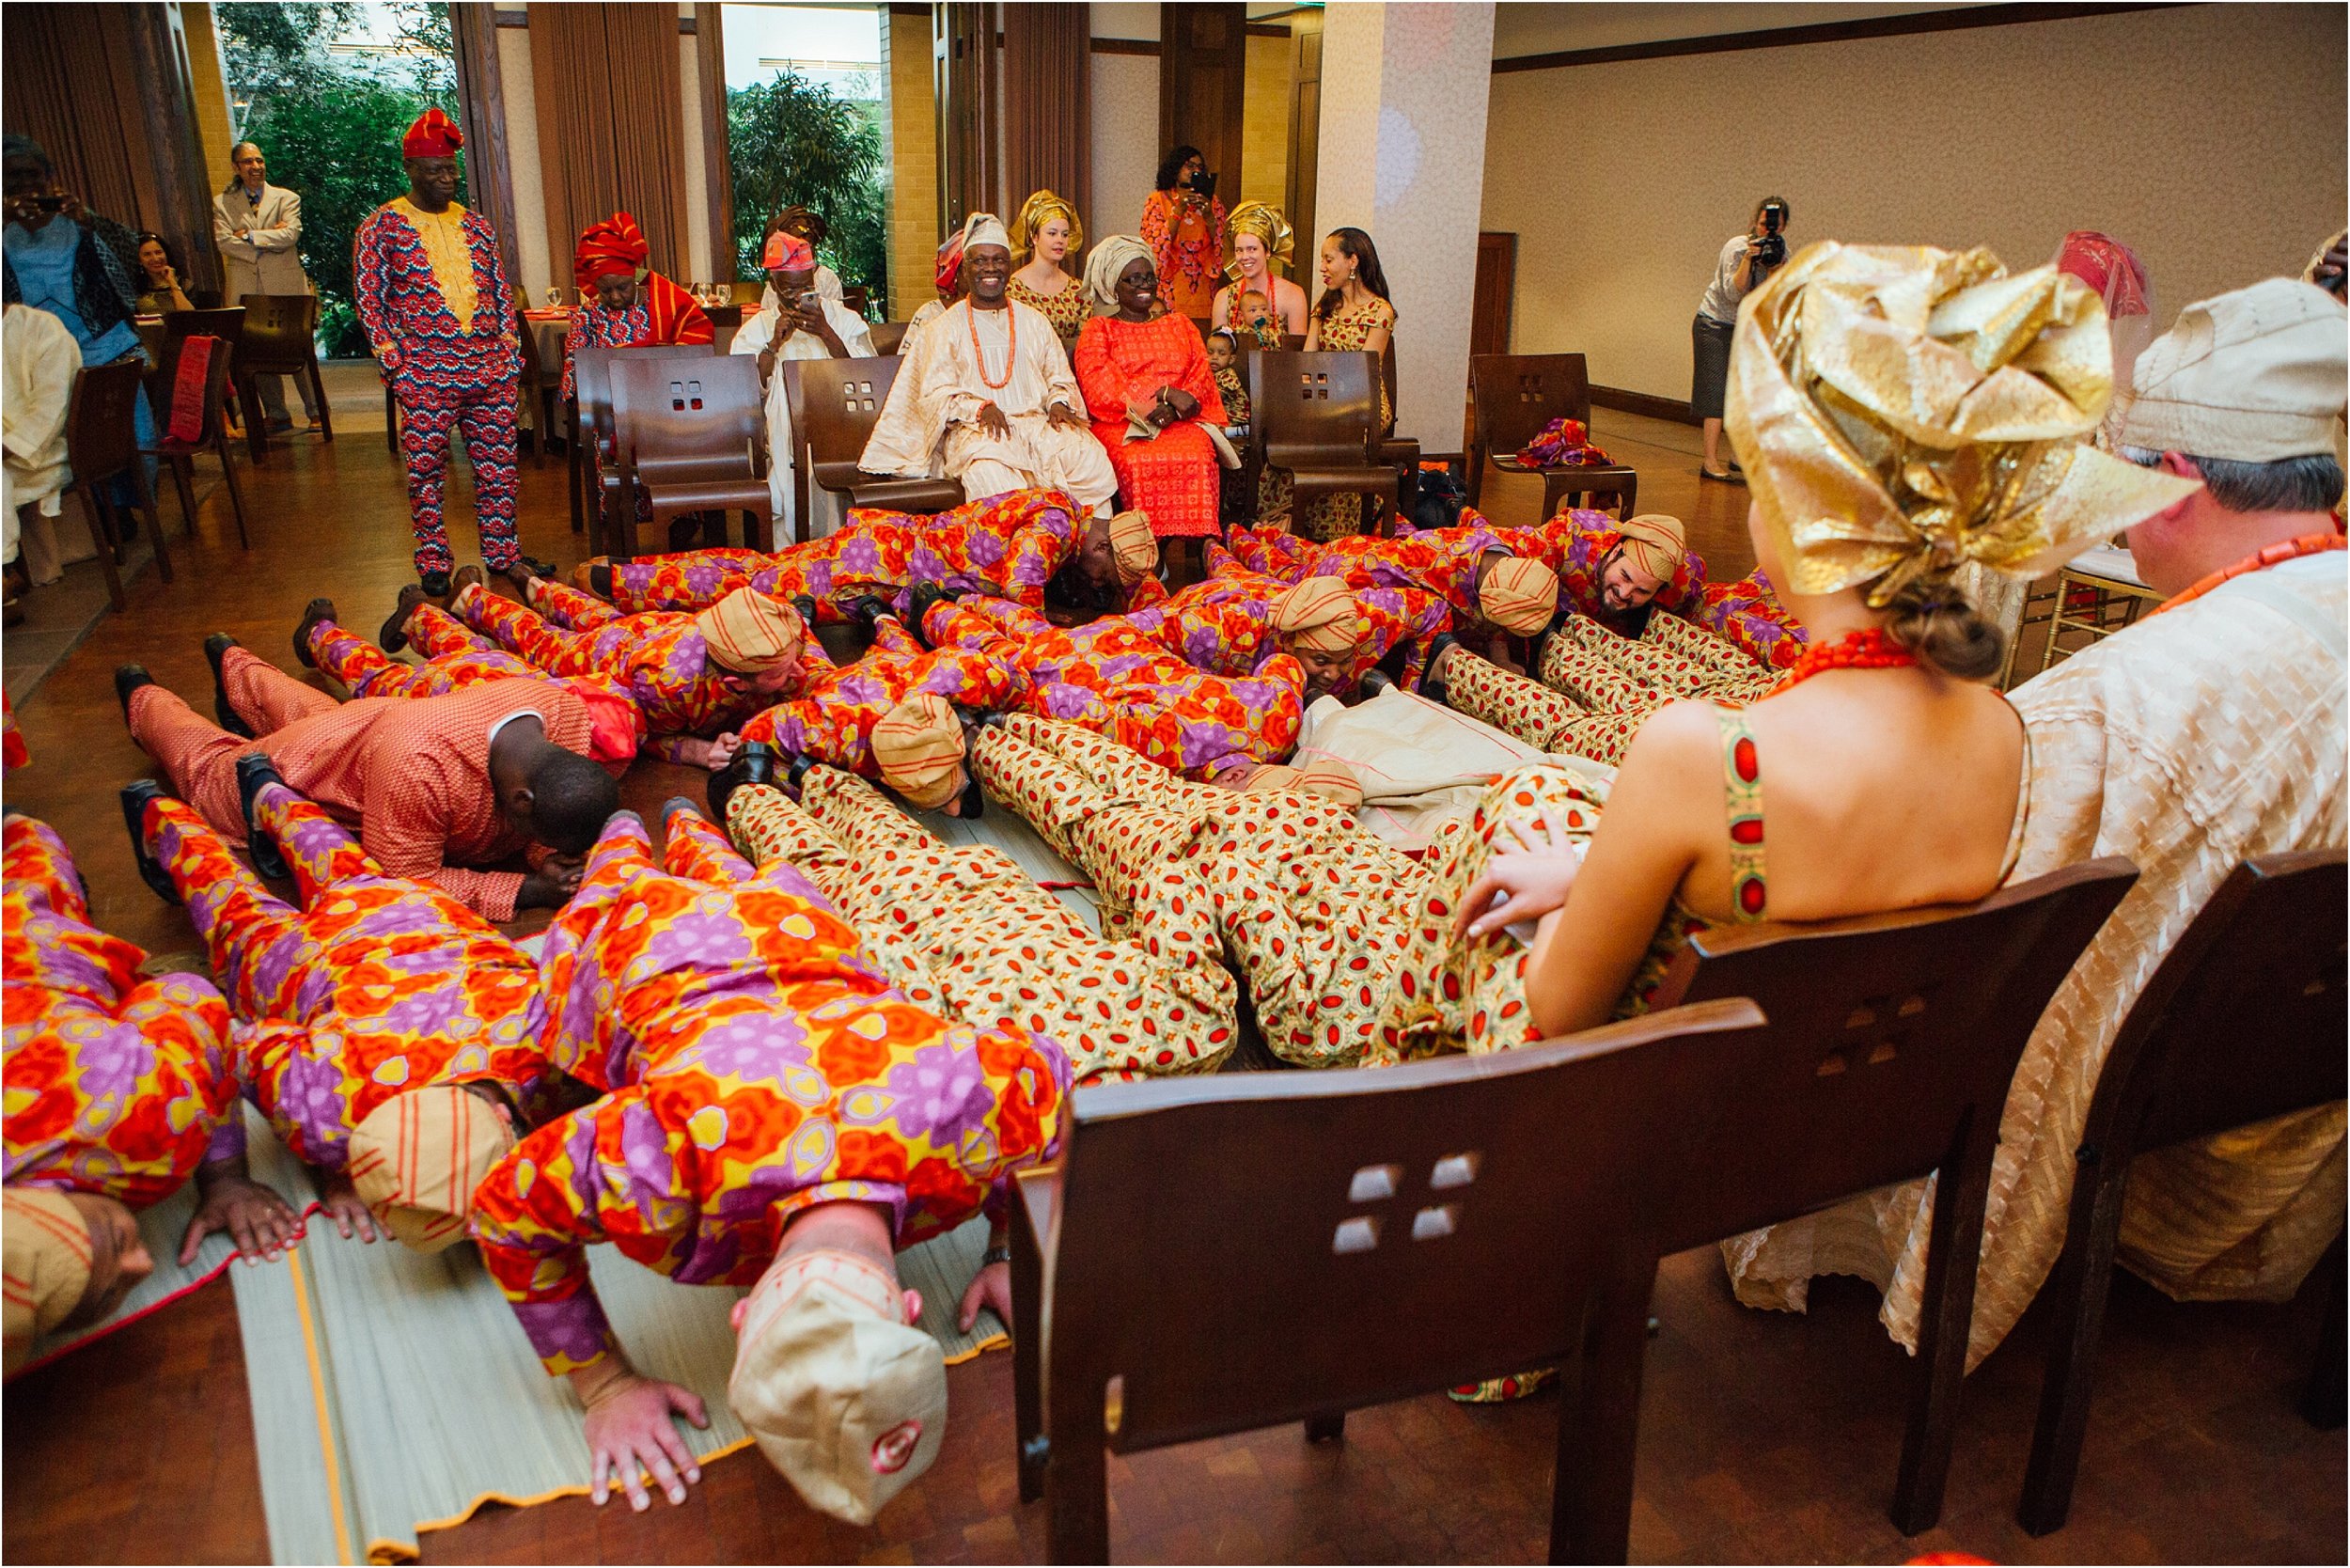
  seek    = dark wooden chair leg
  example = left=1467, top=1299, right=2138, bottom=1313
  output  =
left=308, top=357, right=334, bottom=441
left=168, top=454, right=199, bottom=536
left=1465, top=443, right=1486, bottom=509
left=242, top=376, right=271, bottom=462
left=1043, top=1372, right=1111, bottom=1564
left=1892, top=1126, right=1993, bottom=1536
left=384, top=384, right=400, bottom=456
left=2301, top=1230, right=2345, bottom=1430
left=1012, top=1192, right=1047, bottom=1504
left=130, top=462, right=173, bottom=586
left=2017, top=1146, right=2131, bottom=1535
left=1303, top=1413, right=1345, bottom=1444
left=213, top=432, right=253, bottom=550
left=77, top=486, right=126, bottom=611
left=1551, top=1257, right=1654, bottom=1564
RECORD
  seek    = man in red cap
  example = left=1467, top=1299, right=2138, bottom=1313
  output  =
left=353, top=108, right=535, bottom=598
left=562, top=212, right=713, bottom=547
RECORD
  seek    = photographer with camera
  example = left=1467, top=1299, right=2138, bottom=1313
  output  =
left=1142, top=145, right=1228, bottom=319
left=1693, top=196, right=1791, bottom=482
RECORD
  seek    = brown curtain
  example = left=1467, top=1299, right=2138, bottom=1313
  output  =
left=450, top=3, right=524, bottom=305
left=529, top=3, right=691, bottom=290
left=3, top=3, right=214, bottom=286
left=999, top=3, right=1091, bottom=247
left=696, top=5, right=735, bottom=280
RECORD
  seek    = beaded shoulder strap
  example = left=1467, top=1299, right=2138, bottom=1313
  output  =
left=1714, top=706, right=1768, bottom=922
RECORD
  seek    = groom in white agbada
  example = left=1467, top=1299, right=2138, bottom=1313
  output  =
left=857, top=212, right=1119, bottom=516
left=733, top=227, right=874, bottom=543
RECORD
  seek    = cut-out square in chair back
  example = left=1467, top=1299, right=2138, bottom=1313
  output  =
left=1295, top=371, right=1330, bottom=401
left=667, top=379, right=706, bottom=412
left=840, top=381, right=880, bottom=414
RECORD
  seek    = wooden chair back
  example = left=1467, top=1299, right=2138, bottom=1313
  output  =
left=1249, top=350, right=1379, bottom=470
left=794, top=353, right=903, bottom=490
left=231, top=293, right=319, bottom=374
left=574, top=342, right=716, bottom=467
left=1467, top=353, right=1592, bottom=507
left=869, top=321, right=911, bottom=357
left=1543, top=856, right=2142, bottom=1560
left=66, top=357, right=149, bottom=482
left=1020, top=998, right=1772, bottom=1560
left=2018, top=849, right=2347, bottom=1533
left=1646, top=858, right=2140, bottom=1254
left=155, top=307, right=245, bottom=386
left=611, top=353, right=768, bottom=494
left=840, top=285, right=872, bottom=319
left=155, top=336, right=236, bottom=450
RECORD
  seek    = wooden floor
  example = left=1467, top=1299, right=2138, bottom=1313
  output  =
left=3, top=416, right=2339, bottom=1564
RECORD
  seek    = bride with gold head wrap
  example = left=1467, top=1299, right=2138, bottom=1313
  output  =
left=1393, top=240, right=2197, bottom=1058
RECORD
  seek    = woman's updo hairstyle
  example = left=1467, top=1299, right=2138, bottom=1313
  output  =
left=1877, top=572, right=2003, bottom=682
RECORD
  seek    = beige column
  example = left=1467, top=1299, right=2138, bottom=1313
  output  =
left=1312, top=1, right=1496, bottom=447
left=883, top=7, right=939, bottom=321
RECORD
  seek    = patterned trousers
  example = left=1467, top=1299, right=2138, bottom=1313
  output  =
left=970, top=715, right=1413, bottom=1068
left=727, top=770, right=1239, bottom=1084
left=139, top=784, right=550, bottom=1173
left=397, top=385, right=522, bottom=577
left=3, top=816, right=244, bottom=1205
left=1444, top=613, right=1776, bottom=764
left=607, top=548, right=777, bottom=615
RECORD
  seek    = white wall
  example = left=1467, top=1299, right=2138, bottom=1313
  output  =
left=1482, top=3, right=2350, bottom=401
left=1090, top=52, right=1160, bottom=238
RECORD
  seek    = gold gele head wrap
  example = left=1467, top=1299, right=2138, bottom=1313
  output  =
left=1724, top=240, right=2201, bottom=605
left=1011, top=190, right=1084, bottom=265
left=1084, top=235, right=1155, bottom=313
left=1224, top=201, right=1294, bottom=285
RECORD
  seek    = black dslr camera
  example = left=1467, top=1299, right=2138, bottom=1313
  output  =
left=1752, top=200, right=1789, bottom=268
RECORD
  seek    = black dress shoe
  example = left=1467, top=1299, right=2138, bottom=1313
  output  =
left=588, top=564, right=617, bottom=600
left=906, top=582, right=953, bottom=633
left=706, top=740, right=782, bottom=823
left=204, top=634, right=256, bottom=738
left=118, top=781, right=182, bottom=904
left=236, top=753, right=291, bottom=881
left=514, top=554, right=558, bottom=581
left=292, top=599, right=337, bottom=669
left=115, top=665, right=156, bottom=723
left=789, top=594, right=820, bottom=626
left=1422, top=632, right=1460, bottom=704
left=843, top=594, right=893, bottom=629
left=419, top=570, right=452, bottom=599
left=951, top=773, right=986, bottom=821
left=1359, top=667, right=1398, bottom=699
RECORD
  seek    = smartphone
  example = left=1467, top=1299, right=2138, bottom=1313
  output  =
left=32, top=195, right=65, bottom=212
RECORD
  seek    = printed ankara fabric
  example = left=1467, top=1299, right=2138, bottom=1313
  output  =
left=1073, top=313, right=1229, bottom=538
left=1524, top=509, right=1710, bottom=637
left=140, top=790, right=555, bottom=1175
left=3, top=815, right=243, bottom=1207
left=606, top=490, right=1089, bottom=619
left=728, top=773, right=1239, bottom=1084
left=451, top=579, right=757, bottom=744
left=737, top=619, right=1015, bottom=781
left=472, top=809, right=1068, bottom=1373
left=1698, top=569, right=1810, bottom=671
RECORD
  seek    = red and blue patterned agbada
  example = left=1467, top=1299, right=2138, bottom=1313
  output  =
left=3, top=816, right=244, bottom=1207
left=473, top=808, right=1069, bottom=1374
left=605, top=489, right=1089, bottom=620
left=353, top=197, right=523, bottom=578
left=137, top=788, right=565, bottom=1174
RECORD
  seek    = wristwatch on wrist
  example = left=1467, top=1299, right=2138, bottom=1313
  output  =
left=980, top=1244, right=1012, bottom=1268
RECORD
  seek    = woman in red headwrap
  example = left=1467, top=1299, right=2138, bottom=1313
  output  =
left=560, top=212, right=714, bottom=547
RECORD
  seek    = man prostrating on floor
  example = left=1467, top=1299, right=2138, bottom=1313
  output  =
left=118, top=638, right=616, bottom=921
left=469, top=801, right=1067, bottom=1522
left=123, top=772, right=590, bottom=1251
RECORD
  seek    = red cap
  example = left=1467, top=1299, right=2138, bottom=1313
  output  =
left=402, top=108, right=464, bottom=160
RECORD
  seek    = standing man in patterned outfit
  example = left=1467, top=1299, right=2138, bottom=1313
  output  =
left=354, top=109, right=535, bottom=596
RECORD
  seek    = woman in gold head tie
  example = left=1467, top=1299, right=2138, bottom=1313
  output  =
left=1411, top=241, right=2201, bottom=1045
left=1008, top=190, right=1087, bottom=337
left=1212, top=201, right=1308, bottom=344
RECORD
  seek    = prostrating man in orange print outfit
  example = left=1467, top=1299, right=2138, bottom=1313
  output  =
left=1073, top=237, right=1229, bottom=573
left=469, top=800, right=1067, bottom=1522
left=116, top=642, right=618, bottom=921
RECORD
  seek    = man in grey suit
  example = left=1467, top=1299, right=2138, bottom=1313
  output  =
left=212, top=140, right=319, bottom=431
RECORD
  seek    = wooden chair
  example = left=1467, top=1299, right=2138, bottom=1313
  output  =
left=839, top=285, right=871, bottom=319
left=149, top=306, right=246, bottom=438
left=2037, top=543, right=2161, bottom=672
left=515, top=315, right=560, bottom=470
left=2017, top=849, right=2347, bottom=1535
left=572, top=342, right=715, bottom=556
left=786, top=355, right=964, bottom=543
left=703, top=303, right=745, bottom=354
left=1010, top=997, right=1774, bottom=1562
left=140, top=334, right=250, bottom=550
left=232, top=293, right=332, bottom=457
left=869, top=321, right=911, bottom=357
left=1467, top=353, right=1639, bottom=523
left=1247, top=350, right=1400, bottom=528
left=609, top=354, right=772, bottom=559
left=65, top=359, right=173, bottom=609
left=1372, top=346, right=1420, bottom=528
left=1551, top=857, right=2141, bottom=1559
left=728, top=280, right=765, bottom=306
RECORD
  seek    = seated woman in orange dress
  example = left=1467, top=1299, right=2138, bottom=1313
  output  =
left=1072, top=235, right=1227, bottom=577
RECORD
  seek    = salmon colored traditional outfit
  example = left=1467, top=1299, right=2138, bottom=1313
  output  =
left=1140, top=190, right=1226, bottom=320
left=1073, top=312, right=1228, bottom=539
